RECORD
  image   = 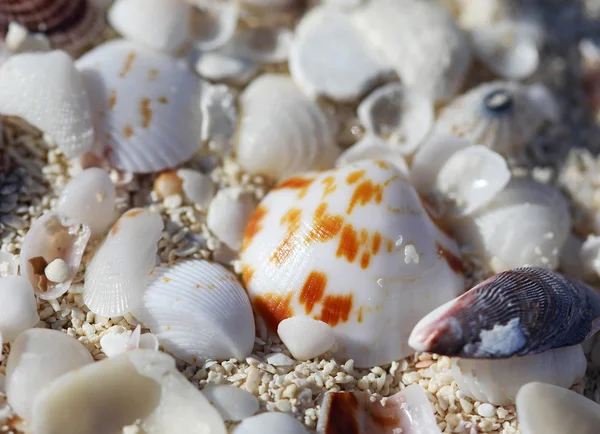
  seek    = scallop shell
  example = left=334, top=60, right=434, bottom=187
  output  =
left=207, top=187, right=257, bottom=251
left=350, top=0, right=471, bottom=102
left=31, top=349, right=227, bottom=434
left=409, top=267, right=600, bottom=358
left=232, top=413, right=308, bottom=434
left=240, top=159, right=465, bottom=367
left=202, top=384, right=259, bottom=422
left=0, top=276, right=39, bottom=342
left=6, top=328, right=93, bottom=421
left=236, top=74, right=340, bottom=180
left=0, top=50, right=95, bottom=158
left=0, top=0, right=105, bottom=56
left=20, top=212, right=91, bottom=300
left=433, top=81, right=559, bottom=155
left=0, top=251, right=18, bottom=277
left=336, top=134, right=409, bottom=176
left=108, top=0, right=191, bottom=54
left=133, top=259, right=255, bottom=366
left=277, top=317, right=335, bottom=361
left=76, top=39, right=204, bottom=174
left=83, top=208, right=164, bottom=317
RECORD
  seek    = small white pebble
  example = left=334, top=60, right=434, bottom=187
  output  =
left=44, top=258, right=70, bottom=283
left=477, top=403, right=495, bottom=418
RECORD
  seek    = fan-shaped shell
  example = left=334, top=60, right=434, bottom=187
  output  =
left=0, top=275, right=39, bottom=342
left=83, top=208, right=164, bottom=317
left=240, top=159, right=465, bottom=367
left=76, top=39, right=205, bottom=174
left=236, top=74, right=340, bottom=181
left=133, top=259, right=255, bottom=366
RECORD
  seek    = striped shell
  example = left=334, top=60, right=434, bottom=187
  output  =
left=240, top=159, right=464, bottom=367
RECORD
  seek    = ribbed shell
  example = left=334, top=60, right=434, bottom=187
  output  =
left=133, top=259, right=255, bottom=365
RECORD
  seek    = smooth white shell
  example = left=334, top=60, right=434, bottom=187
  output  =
left=55, top=168, right=116, bottom=238
left=232, top=413, right=308, bottom=434
left=0, top=276, right=39, bottom=342
left=236, top=74, right=340, bottom=180
left=76, top=39, right=204, bottom=174
left=0, top=50, right=94, bottom=158
left=277, top=317, right=335, bottom=361
left=207, top=187, right=257, bottom=251
left=202, top=384, right=259, bottom=422
left=177, top=169, right=214, bottom=208
left=194, top=49, right=257, bottom=85
left=84, top=208, right=164, bottom=317
left=133, top=259, right=255, bottom=365
left=20, top=212, right=90, bottom=300
left=31, top=349, right=227, bottom=434
left=100, top=325, right=159, bottom=358
left=0, top=251, right=18, bottom=276
left=451, top=345, right=586, bottom=405
left=336, top=135, right=409, bottom=176
left=6, top=329, right=93, bottom=421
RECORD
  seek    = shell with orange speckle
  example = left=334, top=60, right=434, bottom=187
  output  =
left=239, top=159, right=465, bottom=367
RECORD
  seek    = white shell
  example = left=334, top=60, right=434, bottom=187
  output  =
left=6, top=328, right=93, bottom=421
left=202, top=384, right=259, bottom=422
left=55, top=168, right=117, bottom=238
left=451, top=345, right=586, bottom=405
left=5, top=22, right=51, bottom=53
left=0, top=50, right=94, bottom=158
left=277, top=317, right=335, bottom=361
left=336, top=135, right=409, bottom=176
left=232, top=413, right=308, bottom=434
left=31, top=349, right=227, bottom=434
left=20, top=212, right=91, bottom=300
left=177, top=169, right=214, bottom=208
left=191, top=1, right=239, bottom=51
left=194, top=50, right=257, bottom=85
left=454, top=179, right=571, bottom=272
left=133, top=259, right=255, bottom=366
left=100, top=325, right=159, bottom=358
left=289, top=6, right=393, bottom=101
left=0, top=276, right=39, bottom=342
left=0, top=251, right=18, bottom=276
left=108, top=0, right=191, bottom=54
left=83, top=208, right=164, bottom=317
left=516, top=382, right=600, bottom=434
left=350, top=0, right=471, bottom=102
left=240, top=160, right=464, bottom=367
left=76, top=39, right=204, bottom=174
left=236, top=74, right=339, bottom=180
left=357, top=83, right=434, bottom=153
left=433, top=82, right=559, bottom=155
left=207, top=187, right=257, bottom=251
left=200, top=83, right=237, bottom=156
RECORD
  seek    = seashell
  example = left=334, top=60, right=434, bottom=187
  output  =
left=200, top=83, right=237, bottom=156
left=4, top=21, right=50, bottom=53
left=236, top=74, right=340, bottom=180
left=317, top=384, right=441, bottom=434
left=207, top=187, right=257, bottom=251
left=108, top=0, right=191, bottom=54
left=178, top=169, right=215, bottom=208
left=409, top=267, right=600, bottom=359
left=100, top=325, right=159, bottom=358
left=232, top=412, right=308, bottom=434
left=6, top=328, right=94, bottom=421
left=202, top=384, right=259, bottom=422
left=31, top=349, right=227, bottom=434
left=240, top=160, right=465, bottom=367
left=153, top=171, right=184, bottom=200
left=76, top=39, right=204, bottom=174
left=194, top=49, right=258, bottom=85
left=190, top=1, right=239, bottom=51
left=0, top=251, right=18, bottom=276
left=289, top=5, right=393, bottom=102
left=454, top=179, right=571, bottom=272
left=350, top=0, right=471, bottom=102
left=231, top=26, right=293, bottom=64
left=55, top=168, right=117, bottom=238
left=516, top=382, right=600, bottom=434
left=0, top=50, right=95, bottom=158
left=336, top=134, right=409, bottom=176
left=0, top=275, right=39, bottom=342
left=83, top=208, right=164, bottom=317
left=357, top=83, right=434, bottom=153
left=133, top=259, right=255, bottom=366
left=449, top=345, right=586, bottom=405
left=277, top=317, right=335, bottom=361
left=20, top=212, right=90, bottom=300
left=0, top=0, right=105, bottom=56
left=433, top=81, right=559, bottom=155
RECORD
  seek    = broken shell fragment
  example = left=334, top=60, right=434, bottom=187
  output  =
left=20, top=212, right=91, bottom=299
left=335, top=135, right=409, bottom=176
left=202, top=384, right=259, bottom=422
left=233, top=412, right=308, bottom=434
left=277, top=317, right=335, bottom=361
left=0, top=251, right=18, bottom=276
left=100, top=325, right=158, bottom=358
left=207, top=187, right=257, bottom=251
left=0, top=275, right=39, bottom=342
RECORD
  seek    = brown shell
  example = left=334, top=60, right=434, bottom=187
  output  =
left=0, top=0, right=105, bottom=56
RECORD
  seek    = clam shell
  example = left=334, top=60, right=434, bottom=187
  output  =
left=202, top=384, right=259, bottom=422
left=232, top=413, right=308, bottom=434
left=240, top=160, right=464, bottom=367
left=76, top=39, right=204, bottom=174
left=0, top=276, right=39, bottom=342
left=20, top=212, right=91, bottom=300
left=6, top=328, right=93, bottom=421
left=335, top=134, right=409, bottom=176
left=133, top=259, right=255, bottom=365
left=0, top=251, right=18, bottom=276
left=83, top=208, right=164, bottom=317
left=236, top=74, right=340, bottom=180
left=277, top=317, right=335, bottom=360
left=31, top=349, right=227, bottom=434
left=207, top=187, right=257, bottom=251
left=0, top=50, right=94, bottom=158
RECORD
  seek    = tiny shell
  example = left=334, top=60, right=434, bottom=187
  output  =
left=207, top=187, right=257, bottom=251
left=20, top=212, right=91, bottom=299
left=133, top=260, right=255, bottom=365
left=0, top=50, right=94, bottom=158
left=6, top=328, right=93, bottom=421
left=153, top=171, right=184, bottom=199
left=277, top=317, right=335, bottom=361
left=100, top=325, right=159, bottom=358
left=191, top=1, right=239, bottom=51
left=194, top=49, right=257, bottom=85
left=83, top=208, right=164, bottom=317
left=177, top=169, right=215, bottom=208
left=336, top=135, right=409, bottom=176
left=0, top=276, right=39, bottom=342
left=232, top=413, right=308, bottom=434
left=0, top=251, right=18, bottom=276
left=202, top=384, right=259, bottom=422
